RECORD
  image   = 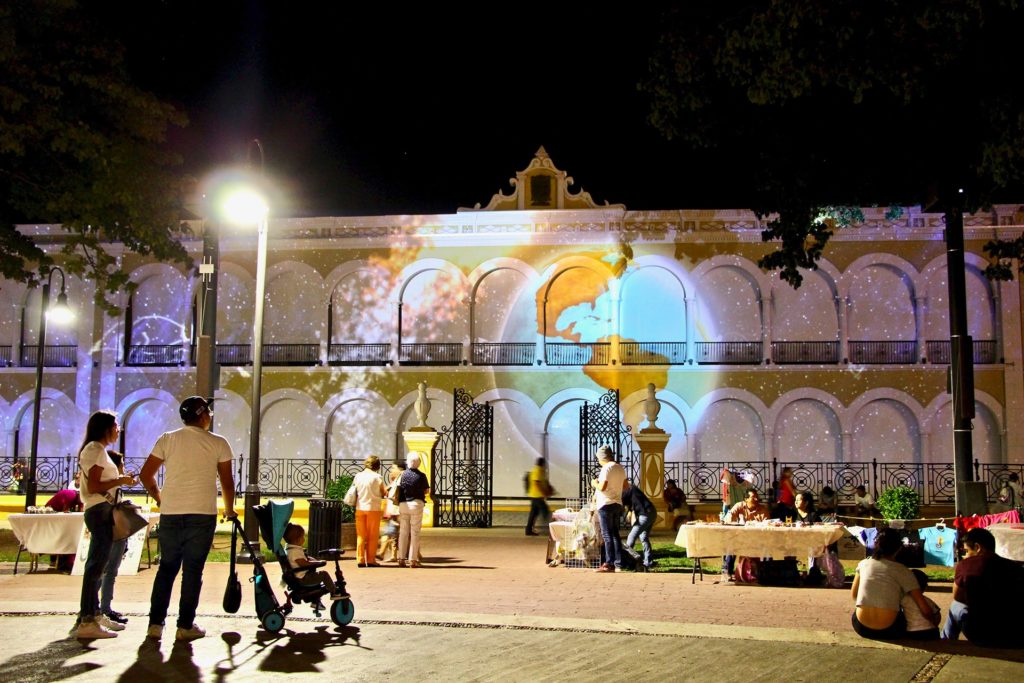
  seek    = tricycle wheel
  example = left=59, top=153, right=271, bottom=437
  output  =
left=330, top=598, right=355, bottom=626
left=261, top=610, right=285, bottom=633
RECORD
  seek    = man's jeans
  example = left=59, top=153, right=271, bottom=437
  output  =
left=79, top=503, right=114, bottom=620
left=942, top=600, right=969, bottom=640
left=626, top=512, right=655, bottom=567
left=598, top=503, right=625, bottom=569
left=149, top=514, right=217, bottom=629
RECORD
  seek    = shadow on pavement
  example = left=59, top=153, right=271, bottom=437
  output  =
left=206, top=625, right=365, bottom=677
left=118, top=640, right=201, bottom=682
left=0, top=637, right=102, bottom=683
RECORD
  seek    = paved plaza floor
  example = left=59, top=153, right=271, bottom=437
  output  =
left=0, top=527, right=1021, bottom=681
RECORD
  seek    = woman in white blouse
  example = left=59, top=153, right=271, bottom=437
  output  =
left=74, top=410, right=137, bottom=640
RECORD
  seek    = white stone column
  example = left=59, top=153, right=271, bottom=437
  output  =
left=921, top=431, right=932, bottom=462
left=914, top=295, right=928, bottom=362
left=5, top=430, right=15, bottom=461
left=764, top=428, right=775, bottom=462
left=993, top=285, right=1004, bottom=363
left=761, top=293, right=773, bottom=363
left=837, top=296, right=849, bottom=363
left=684, top=297, right=696, bottom=363
left=635, top=429, right=672, bottom=528
left=842, top=431, right=854, bottom=462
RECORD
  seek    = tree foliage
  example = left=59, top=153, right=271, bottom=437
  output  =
left=0, top=0, right=192, bottom=313
left=642, top=0, right=1024, bottom=286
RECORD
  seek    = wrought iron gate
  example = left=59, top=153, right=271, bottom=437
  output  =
left=433, top=388, right=494, bottom=527
left=579, top=389, right=639, bottom=498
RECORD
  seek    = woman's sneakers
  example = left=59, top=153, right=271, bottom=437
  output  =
left=97, top=614, right=126, bottom=632
left=76, top=619, right=118, bottom=639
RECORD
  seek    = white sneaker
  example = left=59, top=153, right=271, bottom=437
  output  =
left=175, top=624, right=206, bottom=642
left=76, top=620, right=118, bottom=640
left=97, top=614, right=125, bottom=632
left=146, top=624, right=164, bottom=639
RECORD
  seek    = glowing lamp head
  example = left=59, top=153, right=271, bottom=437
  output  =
left=46, top=290, right=74, bottom=325
left=222, top=188, right=269, bottom=226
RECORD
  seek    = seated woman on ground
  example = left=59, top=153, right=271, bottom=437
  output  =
left=851, top=528, right=935, bottom=640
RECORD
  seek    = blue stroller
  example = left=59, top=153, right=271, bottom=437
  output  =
left=228, top=499, right=354, bottom=632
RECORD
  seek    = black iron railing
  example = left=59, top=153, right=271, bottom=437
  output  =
left=619, top=342, right=687, bottom=365
left=848, top=340, right=916, bottom=364
left=399, top=342, right=463, bottom=365
left=545, top=342, right=611, bottom=366
left=262, top=343, right=320, bottom=366
left=217, top=344, right=253, bottom=366
left=328, top=343, right=391, bottom=366
left=20, top=345, right=77, bottom=367
left=771, top=341, right=840, bottom=364
left=124, top=344, right=186, bottom=366
left=0, top=346, right=12, bottom=367
left=3, top=454, right=1007, bottom=506
left=471, top=342, right=535, bottom=366
left=695, top=341, right=762, bottom=364
left=925, top=339, right=999, bottom=364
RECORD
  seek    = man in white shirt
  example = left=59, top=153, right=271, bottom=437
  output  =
left=854, top=485, right=876, bottom=516
left=592, top=445, right=626, bottom=573
left=140, top=396, right=235, bottom=642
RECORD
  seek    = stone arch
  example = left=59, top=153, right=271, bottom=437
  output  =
left=259, top=389, right=325, bottom=461
left=922, top=390, right=1004, bottom=463
left=691, top=256, right=768, bottom=343
left=848, top=389, right=924, bottom=463
left=919, top=252, right=998, bottom=342
left=394, top=259, right=471, bottom=346
left=323, top=388, right=393, bottom=462
left=114, top=389, right=180, bottom=461
left=538, top=256, right=614, bottom=344
left=213, top=261, right=256, bottom=345
left=770, top=259, right=842, bottom=342
left=469, top=258, right=538, bottom=345
left=619, top=259, right=691, bottom=346
left=691, top=389, right=769, bottom=461
left=475, top=387, right=544, bottom=497
left=769, top=389, right=847, bottom=463
left=323, top=261, right=395, bottom=344
left=264, top=261, right=326, bottom=345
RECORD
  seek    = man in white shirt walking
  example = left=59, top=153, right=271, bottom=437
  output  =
left=592, top=445, right=626, bottom=573
left=140, top=396, right=236, bottom=642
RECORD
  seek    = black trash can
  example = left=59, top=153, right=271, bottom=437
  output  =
left=307, top=497, right=343, bottom=557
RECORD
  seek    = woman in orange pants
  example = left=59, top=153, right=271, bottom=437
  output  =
left=352, top=455, right=387, bottom=566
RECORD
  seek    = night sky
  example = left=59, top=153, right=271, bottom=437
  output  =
left=94, top=2, right=720, bottom=217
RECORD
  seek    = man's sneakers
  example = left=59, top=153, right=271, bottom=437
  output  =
left=146, top=624, right=164, bottom=639
left=104, top=610, right=129, bottom=624
left=76, top=620, right=118, bottom=640
left=175, top=624, right=207, bottom=642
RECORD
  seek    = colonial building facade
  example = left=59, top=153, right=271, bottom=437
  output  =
left=2, top=149, right=1022, bottom=513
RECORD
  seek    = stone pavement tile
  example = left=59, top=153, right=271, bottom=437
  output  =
left=0, top=614, right=940, bottom=682
left=932, top=654, right=1024, bottom=682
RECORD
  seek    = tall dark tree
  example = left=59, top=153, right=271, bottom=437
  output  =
left=0, top=0, right=191, bottom=313
left=642, top=0, right=1024, bottom=512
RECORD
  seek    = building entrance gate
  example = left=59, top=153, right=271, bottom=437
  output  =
left=433, top=388, right=494, bottom=527
left=579, top=389, right=639, bottom=498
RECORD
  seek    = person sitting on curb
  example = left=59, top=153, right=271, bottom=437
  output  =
left=853, top=485, right=876, bottom=517
left=851, top=528, right=935, bottom=640
left=942, top=527, right=1024, bottom=647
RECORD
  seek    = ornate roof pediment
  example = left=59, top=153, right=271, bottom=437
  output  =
left=460, top=146, right=625, bottom=212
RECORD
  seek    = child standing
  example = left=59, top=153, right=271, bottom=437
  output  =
left=283, top=524, right=346, bottom=597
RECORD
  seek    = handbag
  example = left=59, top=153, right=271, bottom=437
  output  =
left=389, top=482, right=402, bottom=506
left=343, top=484, right=357, bottom=507
left=112, top=500, right=148, bottom=541
left=223, top=517, right=242, bottom=613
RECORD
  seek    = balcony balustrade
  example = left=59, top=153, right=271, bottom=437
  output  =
left=328, top=343, right=391, bottom=366
left=124, top=344, right=186, bottom=367
left=695, top=341, right=762, bottom=365
left=0, top=346, right=11, bottom=367
left=925, top=339, right=999, bottom=364
left=399, top=342, right=463, bottom=366
left=619, top=342, right=687, bottom=365
left=471, top=342, right=535, bottom=366
left=771, top=341, right=840, bottom=364
left=545, top=342, right=611, bottom=366
left=20, top=344, right=77, bottom=367
left=262, top=343, right=320, bottom=366
left=848, top=340, right=916, bottom=364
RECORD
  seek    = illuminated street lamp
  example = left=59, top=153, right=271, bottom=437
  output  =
left=222, top=183, right=269, bottom=556
left=25, top=267, right=74, bottom=509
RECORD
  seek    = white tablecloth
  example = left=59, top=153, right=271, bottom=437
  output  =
left=675, top=523, right=846, bottom=558
left=9, top=513, right=85, bottom=554
left=987, top=523, right=1024, bottom=562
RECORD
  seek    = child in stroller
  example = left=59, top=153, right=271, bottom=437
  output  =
left=230, top=499, right=355, bottom=632
left=283, top=523, right=346, bottom=596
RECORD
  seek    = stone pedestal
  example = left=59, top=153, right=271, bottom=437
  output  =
left=635, top=429, right=672, bottom=529
left=402, top=428, right=439, bottom=528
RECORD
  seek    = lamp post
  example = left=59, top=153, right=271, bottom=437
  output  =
left=25, top=267, right=74, bottom=509
left=222, top=184, right=269, bottom=558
